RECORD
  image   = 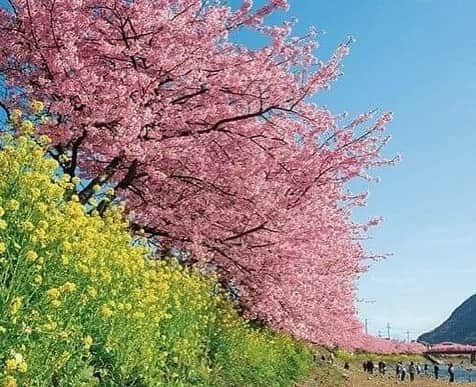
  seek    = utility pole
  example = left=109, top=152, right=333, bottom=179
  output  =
left=378, top=330, right=382, bottom=338
left=405, top=330, right=411, bottom=342
left=365, top=319, right=368, bottom=335
left=386, top=323, right=391, bottom=339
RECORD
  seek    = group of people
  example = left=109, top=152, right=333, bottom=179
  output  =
left=395, top=361, right=421, bottom=381
left=362, top=360, right=387, bottom=375
left=362, top=360, right=456, bottom=383
left=429, top=363, right=456, bottom=383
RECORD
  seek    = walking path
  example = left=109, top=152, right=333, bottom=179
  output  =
left=297, top=349, right=476, bottom=386
left=298, top=361, right=476, bottom=386
left=349, top=369, right=476, bottom=386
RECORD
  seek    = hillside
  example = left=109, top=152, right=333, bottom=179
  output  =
left=419, top=294, right=476, bottom=344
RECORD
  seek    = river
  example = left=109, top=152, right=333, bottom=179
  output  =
left=414, top=365, right=476, bottom=383
left=441, top=365, right=476, bottom=382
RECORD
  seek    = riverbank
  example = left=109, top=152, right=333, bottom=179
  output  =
left=297, top=349, right=476, bottom=386
left=349, top=370, right=476, bottom=386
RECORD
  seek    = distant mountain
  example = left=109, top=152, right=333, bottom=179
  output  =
left=419, top=294, right=476, bottom=344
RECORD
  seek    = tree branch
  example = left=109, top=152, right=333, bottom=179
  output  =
left=78, top=155, right=122, bottom=203
left=64, top=129, right=87, bottom=176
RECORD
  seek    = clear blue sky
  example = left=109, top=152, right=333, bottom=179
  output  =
left=2, top=0, right=476, bottom=341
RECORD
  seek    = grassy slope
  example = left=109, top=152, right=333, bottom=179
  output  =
left=296, top=347, right=347, bottom=387
left=296, top=362, right=347, bottom=387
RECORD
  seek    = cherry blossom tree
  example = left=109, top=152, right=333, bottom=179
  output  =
left=0, top=0, right=396, bottom=347
left=352, top=335, right=425, bottom=354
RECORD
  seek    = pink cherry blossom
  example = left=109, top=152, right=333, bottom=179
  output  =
left=0, top=0, right=401, bottom=350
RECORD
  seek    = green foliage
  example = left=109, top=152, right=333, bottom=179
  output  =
left=0, top=135, right=313, bottom=386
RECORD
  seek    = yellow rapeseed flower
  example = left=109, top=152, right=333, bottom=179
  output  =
left=0, top=242, right=5, bottom=254
left=55, top=351, right=71, bottom=369
left=33, top=274, right=42, bottom=285
left=42, top=321, right=57, bottom=331
left=38, top=134, right=51, bottom=146
left=20, top=120, right=35, bottom=135
left=87, top=286, right=97, bottom=298
left=62, top=282, right=76, bottom=293
left=83, top=335, right=93, bottom=351
left=9, top=297, right=23, bottom=315
left=46, top=288, right=61, bottom=300
left=59, top=154, right=70, bottom=164
left=7, top=200, right=19, bottom=211
left=5, top=358, right=17, bottom=372
left=36, top=202, right=48, bottom=213
left=100, top=305, right=113, bottom=319
left=57, top=331, right=69, bottom=339
left=30, top=187, right=40, bottom=198
left=10, top=109, right=22, bottom=123
left=38, top=220, right=48, bottom=229
left=0, top=220, right=6, bottom=230
left=3, top=376, right=17, bottom=387
left=31, top=100, right=44, bottom=114
left=25, top=250, right=38, bottom=262
left=17, top=361, right=27, bottom=373
left=45, top=158, right=58, bottom=170
left=51, top=299, right=62, bottom=308
left=22, top=221, right=34, bottom=231
left=133, top=311, right=145, bottom=319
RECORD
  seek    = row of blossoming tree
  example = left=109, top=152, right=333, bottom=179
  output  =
left=0, top=0, right=415, bottom=352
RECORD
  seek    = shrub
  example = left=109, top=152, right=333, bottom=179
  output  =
left=0, top=134, right=312, bottom=386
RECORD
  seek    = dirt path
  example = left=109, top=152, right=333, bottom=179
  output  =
left=349, top=371, right=476, bottom=386
left=298, top=363, right=476, bottom=387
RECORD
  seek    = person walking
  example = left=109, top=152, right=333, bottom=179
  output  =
left=434, top=363, right=439, bottom=379
left=400, top=364, right=407, bottom=381
left=448, top=363, right=455, bottom=383
left=367, top=360, right=374, bottom=375
left=362, top=361, right=367, bottom=373
left=409, top=362, right=416, bottom=381
left=396, top=362, right=402, bottom=380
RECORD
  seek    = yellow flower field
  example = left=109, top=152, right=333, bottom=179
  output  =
left=0, top=134, right=313, bottom=386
